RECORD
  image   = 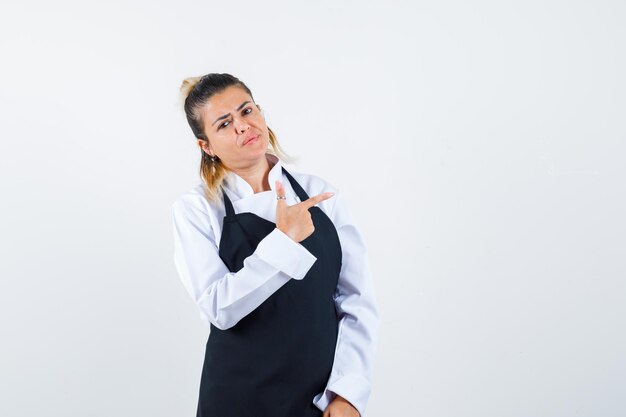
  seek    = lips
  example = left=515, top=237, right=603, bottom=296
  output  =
left=242, top=135, right=258, bottom=146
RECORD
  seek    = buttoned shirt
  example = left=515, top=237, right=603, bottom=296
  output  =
left=171, top=154, right=380, bottom=416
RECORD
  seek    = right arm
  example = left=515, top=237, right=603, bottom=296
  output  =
left=171, top=197, right=317, bottom=330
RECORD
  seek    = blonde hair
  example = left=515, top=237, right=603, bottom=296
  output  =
left=179, top=73, right=292, bottom=202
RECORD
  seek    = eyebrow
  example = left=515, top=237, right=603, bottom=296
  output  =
left=211, top=101, right=252, bottom=126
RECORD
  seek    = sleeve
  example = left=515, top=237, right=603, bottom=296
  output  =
left=172, top=197, right=318, bottom=330
left=312, top=190, right=381, bottom=417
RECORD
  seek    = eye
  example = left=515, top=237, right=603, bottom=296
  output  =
left=218, top=108, right=253, bottom=130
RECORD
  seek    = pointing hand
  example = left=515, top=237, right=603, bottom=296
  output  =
left=275, top=180, right=335, bottom=242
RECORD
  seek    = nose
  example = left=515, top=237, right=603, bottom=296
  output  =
left=234, top=117, right=250, bottom=134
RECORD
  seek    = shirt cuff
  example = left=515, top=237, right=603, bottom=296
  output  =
left=312, top=374, right=371, bottom=417
left=254, top=228, right=317, bottom=280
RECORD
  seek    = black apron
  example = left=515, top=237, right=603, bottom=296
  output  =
left=196, top=167, right=342, bottom=417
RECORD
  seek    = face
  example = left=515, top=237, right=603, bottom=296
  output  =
left=198, top=85, right=269, bottom=170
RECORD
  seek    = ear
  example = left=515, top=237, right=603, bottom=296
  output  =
left=197, top=139, right=214, bottom=156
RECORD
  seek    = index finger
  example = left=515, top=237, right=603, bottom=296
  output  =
left=300, top=191, right=335, bottom=209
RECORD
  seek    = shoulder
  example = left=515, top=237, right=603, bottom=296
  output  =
left=172, top=182, right=217, bottom=220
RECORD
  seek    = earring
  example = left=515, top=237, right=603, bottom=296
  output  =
left=204, top=150, right=216, bottom=162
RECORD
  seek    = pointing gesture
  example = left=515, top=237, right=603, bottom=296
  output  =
left=275, top=180, right=335, bottom=242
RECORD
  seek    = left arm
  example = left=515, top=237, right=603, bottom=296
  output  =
left=313, top=190, right=381, bottom=417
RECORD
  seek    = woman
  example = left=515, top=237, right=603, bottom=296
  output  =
left=172, top=73, right=379, bottom=417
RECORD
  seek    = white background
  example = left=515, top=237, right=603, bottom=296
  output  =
left=1, top=1, right=625, bottom=416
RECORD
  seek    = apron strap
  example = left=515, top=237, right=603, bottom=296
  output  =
left=281, top=167, right=310, bottom=202
left=221, top=186, right=236, bottom=217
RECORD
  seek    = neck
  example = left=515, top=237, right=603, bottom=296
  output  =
left=230, top=155, right=273, bottom=193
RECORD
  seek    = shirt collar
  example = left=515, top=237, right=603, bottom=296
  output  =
left=224, top=153, right=283, bottom=199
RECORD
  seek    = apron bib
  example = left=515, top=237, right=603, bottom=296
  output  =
left=196, top=167, right=342, bottom=417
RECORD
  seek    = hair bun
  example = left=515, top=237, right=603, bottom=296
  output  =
left=179, top=76, right=202, bottom=107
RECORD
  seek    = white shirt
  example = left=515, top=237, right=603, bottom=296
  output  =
left=171, top=154, right=380, bottom=416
